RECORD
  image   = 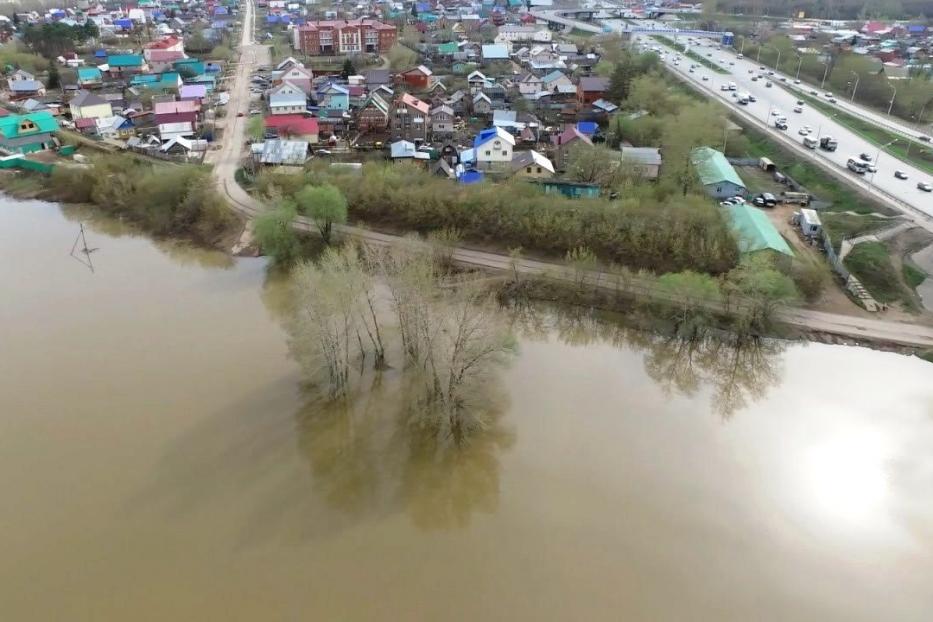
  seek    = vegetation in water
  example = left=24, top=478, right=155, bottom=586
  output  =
left=286, top=241, right=515, bottom=441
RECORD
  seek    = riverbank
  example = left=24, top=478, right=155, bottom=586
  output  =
left=0, top=166, right=244, bottom=253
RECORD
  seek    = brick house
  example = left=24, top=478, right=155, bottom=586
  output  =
left=391, top=92, right=430, bottom=142
left=292, top=19, right=397, bottom=55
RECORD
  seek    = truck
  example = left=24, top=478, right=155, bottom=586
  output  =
left=819, top=136, right=838, bottom=151
left=782, top=191, right=811, bottom=206
left=847, top=158, right=869, bottom=174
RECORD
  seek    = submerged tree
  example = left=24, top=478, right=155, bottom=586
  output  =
left=287, top=241, right=514, bottom=439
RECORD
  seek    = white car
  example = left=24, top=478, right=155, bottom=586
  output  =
left=798, top=127, right=810, bottom=135
left=771, top=109, right=781, bottom=116
left=794, top=79, right=801, bottom=84
left=794, top=106, right=803, bottom=113
left=702, top=75, right=709, bottom=81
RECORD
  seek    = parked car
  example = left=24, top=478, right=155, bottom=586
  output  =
left=752, top=192, right=778, bottom=207
left=919, top=182, right=933, bottom=192
left=895, top=170, right=908, bottom=180
left=236, top=111, right=244, bottom=117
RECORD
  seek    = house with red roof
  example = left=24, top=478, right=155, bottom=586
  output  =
left=144, top=35, right=185, bottom=62
left=263, top=115, right=319, bottom=143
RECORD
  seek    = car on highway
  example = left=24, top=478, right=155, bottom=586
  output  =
left=701, top=75, right=709, bottom=81
left=765, top=81, right=772, bottom=87
left=810, top=90, right=819, bottom=96
left=721, top=84, right=729, bottom=91
left=748, top=94, right=757, bottom=102
left=796, top=100, right=804, bottom=106
left=780, top=77, right=787, bottom=82
left=768, top=70, right=775, bottom=75
left=775, top=120, right=788, bottom=130
left=759, top=65, right=765, bottom=70
left=825, top=92, right=834, bottom=98
left=748, top=68, right=754, bottom=73
left=919, top=182, right=933, bottom=192
left=794, top=79, right=801, bottom=84
left=920, top=135, right=932, bottom=142
left=866, top=163, right=877, bottom=173
left=236, top=111, right=244, bottom=117
left=798, top=127, right=809, bottom=135
left=794, top=106, right=803, bottom=113
left=771, top=109, right=781, bottom=116
left=751, top=76, right=758, bottom=81
left=895, top=170, right=908, bottom=179
left=828, top=97, right=838, bottom=103
left=860, top=153, right=873, bottom=162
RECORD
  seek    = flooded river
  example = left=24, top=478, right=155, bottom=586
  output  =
left=2, top=197, right=933, bottom=621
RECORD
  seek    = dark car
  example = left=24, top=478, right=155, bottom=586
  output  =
left=895, top=170, right=908, bottom=180
left=860, top=153, right=872, bottom=162
left=236, top=111, right=244, bottom=117
left=752, top=192, right=778, bottom=207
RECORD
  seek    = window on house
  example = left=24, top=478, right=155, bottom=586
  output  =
left=526, top=166, right=532, bottom=173
left=536, top=166, right=542, bottom=173
left=502, top=151, right=507, bottom=157
left=485, top=151, right=491, bottom=156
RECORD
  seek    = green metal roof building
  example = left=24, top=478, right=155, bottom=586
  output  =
left=724, top=202, right=794, bottom=259
left=0, top=111, right=59, bottom=153
left=691, top=146, right=746, bottom=200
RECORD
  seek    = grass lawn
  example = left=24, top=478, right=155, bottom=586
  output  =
left=844, top=241, right=916, bottom=309
left=821, top=213, right=893, bottom=248
left=793, top=91, right=933, bottom=176
left=738, top=124, right=898, bottom=216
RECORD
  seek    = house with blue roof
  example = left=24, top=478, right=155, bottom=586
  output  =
left=129, top=71, right=182, bottom=92
left=473, top=126, right=514, bottom=171
left=77, top=67, right=103, bottom=88
left=185, top=74, right=217, bottom=92
left=107, top=54, right=147, bottom=76
left=174, top=58, right=206, bottom=76
left=316, top=83, right=349, bottom=113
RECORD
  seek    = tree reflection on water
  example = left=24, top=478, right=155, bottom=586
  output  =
left=508, top=300, right=786, bottom=420
left=294, top=372, right=514, bottom=531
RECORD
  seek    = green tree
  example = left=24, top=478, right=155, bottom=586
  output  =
left=341, top=57, right=356, bottom=80
left=246, top=115, right=264, bottom=142
left=254, top=200, right=301, bottom=263
left=725, top=255, right=799, bottom=331
left=46, top=62, right=59, bottom=90
left=295, top=183, right=348, bottom=244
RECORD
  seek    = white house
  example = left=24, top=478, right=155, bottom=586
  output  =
left=269, top=81, right=307, bottom=115
left=473, top=126, right=514, bottom=171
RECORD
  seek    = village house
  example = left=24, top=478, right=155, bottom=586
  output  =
left=263, top=114, right=319, bottom=143
left=691, top=147, right=747, bottom=199
left=430, top=105, right=454, bottom=138
left=510, top=149, right=555, bottom=178
left=69, top=90, right=113, bottom=120
left=551, top=125, right=592, bottom=170
left=399, top=65, right=433, bottom=91
left=143, top=35, right=185, bottom=62
left=473, top=126, right=514, bottom=171
left=620, top=146, right=662, bottom=180
left=274, top=62, right=313, bottom=94
left=357, top=93, right=390, bottom=131
left=107, top=54, right=148, bottom=76
left=76, top=66, right=103, bottom=88
left=316, top=83, right=349, bottom=113
left=472, top=92, right=493, bottom=116
left=391, top=92, right=430, bottom=143
left=576, top=76, right=609, bottom=105
left=269, top=81, right=307, bottom=115
left=0, top=111, right=59, bottom=153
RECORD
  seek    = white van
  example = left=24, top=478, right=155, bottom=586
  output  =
left=803, top=136, right=818, bottom=149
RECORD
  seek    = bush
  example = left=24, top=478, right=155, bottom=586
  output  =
left=257, top=163, right=740, bottom=275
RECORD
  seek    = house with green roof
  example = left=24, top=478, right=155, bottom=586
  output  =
left=76, top=67, right=102, bottom=88
left=691, top=146, right=746, bottom=200
left=437, top=42, right=458, bottom=56
left=173, top=58, right=206, bottom=77
left=107, top=54, right=148, bottom=76
left=0, top=111, right=59, bottom=153
left=129, top=72, right=182, bottom=92
left=723, top=202, right=794, bottom=267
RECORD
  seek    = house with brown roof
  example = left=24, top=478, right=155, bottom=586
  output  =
left=577, top=77, right=609, bottom=105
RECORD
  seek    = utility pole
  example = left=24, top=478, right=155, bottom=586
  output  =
left=887, top=83, right=896, bottom=116
left=849, top=71, right=860, bottom=102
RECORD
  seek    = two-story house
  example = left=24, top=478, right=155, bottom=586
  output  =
left=391, top=93, right=430, bottom=142
left=316, top=83, right=349, bottom=113
left=69, top=90, right=113, bottom=120
left=430, top=105, right=454, bottom=138
left=357, top=93, right=390, bottom=131
left=473, top=126, right=514, bottom=171
left=269, top=81, right=308, bottom=115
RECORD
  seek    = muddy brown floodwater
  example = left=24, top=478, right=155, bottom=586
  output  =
left=2, top=197, right=933, bottom=621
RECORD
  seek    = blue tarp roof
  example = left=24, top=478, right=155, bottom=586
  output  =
left=114, top=18, right=133, bottom=28
left=458, top=169, right=484, bottom=184
left=576, top=121, right=598, bottom=135
left=94, top=49, right=107, bottom=58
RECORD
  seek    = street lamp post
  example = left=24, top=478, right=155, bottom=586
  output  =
left=820, top=59, right=831, bottom=89
left=815, top=113, right=837, bottom=142
left=887, top=83, right=897, bottom=116
left=795, top=55, right=803, bottom=80
left=849, top=71, right=860, bottom=102
left=870, top=139, right=898, bottom=191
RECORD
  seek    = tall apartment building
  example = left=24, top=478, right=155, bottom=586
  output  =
left=293, top=20, right=397, bottom=55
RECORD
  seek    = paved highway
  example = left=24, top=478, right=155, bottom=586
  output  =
left=601, top=19, right=933, bottom=221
